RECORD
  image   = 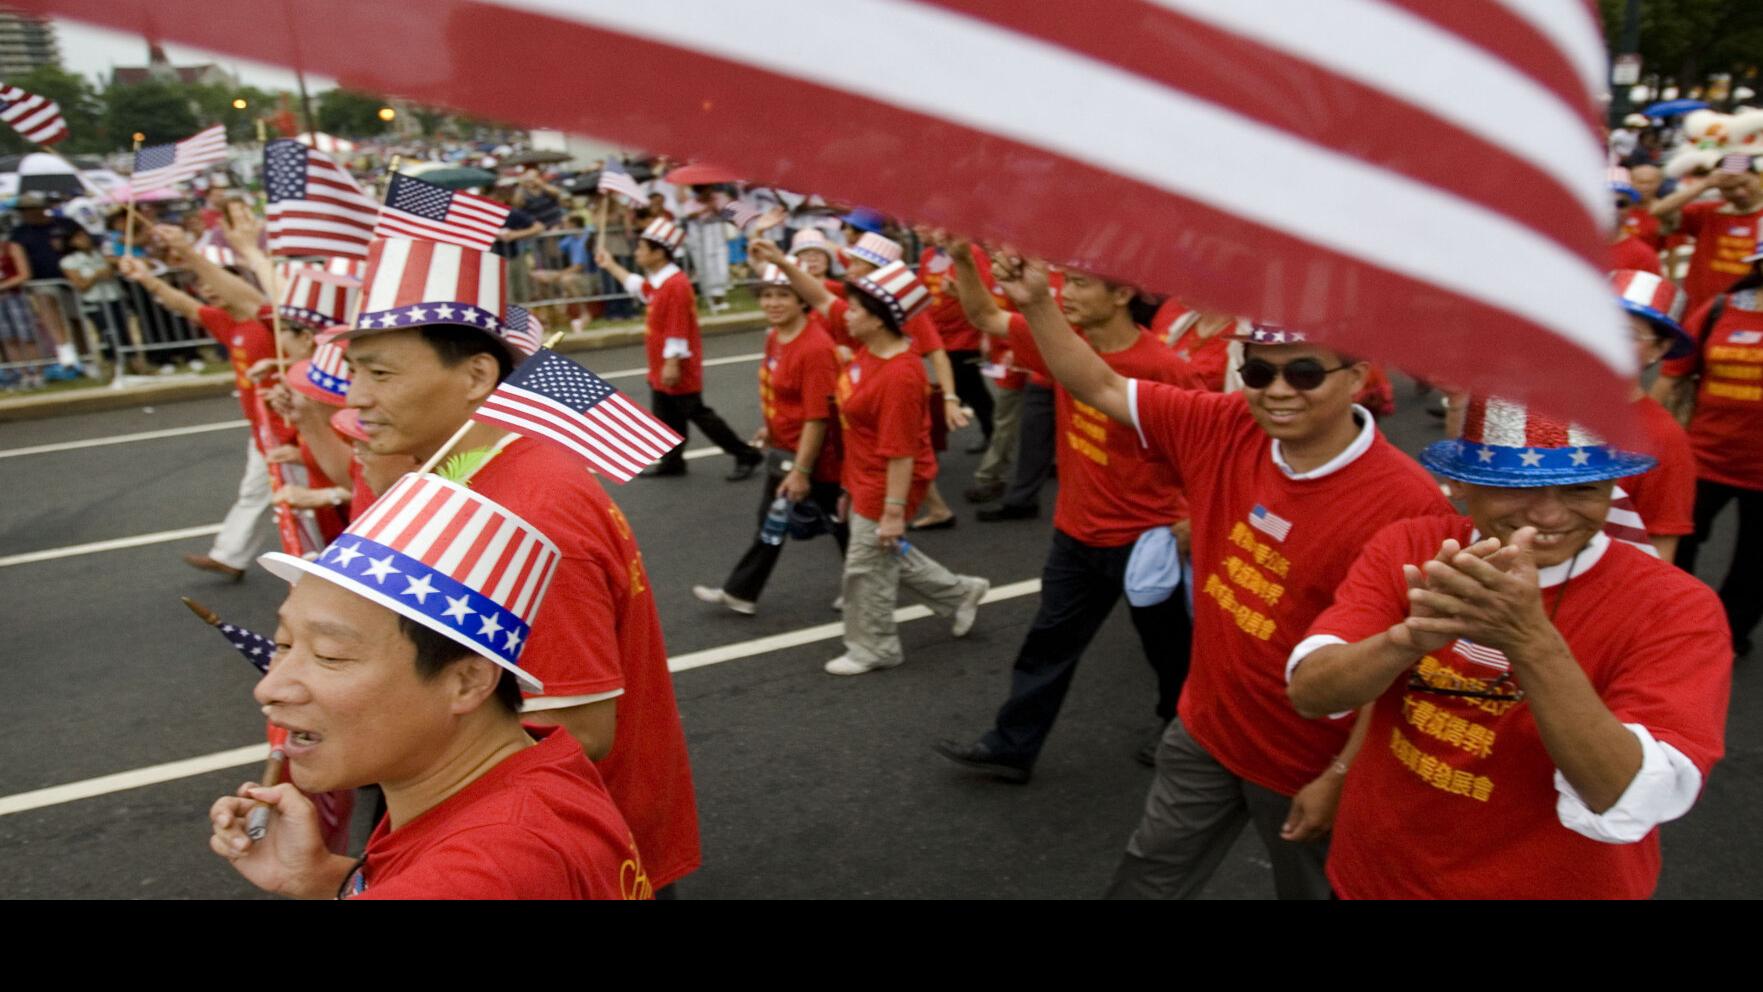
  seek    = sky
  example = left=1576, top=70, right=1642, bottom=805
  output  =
left=52, top=17, right=338, bottom=93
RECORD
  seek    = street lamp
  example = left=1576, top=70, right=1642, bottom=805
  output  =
left=232, top=98, right=248, bottom=110
left=378, top=107, right=397, bottom=122
left=132, top=131, right=146, bottom=143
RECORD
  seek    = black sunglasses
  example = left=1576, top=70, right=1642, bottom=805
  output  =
left=1239, top=357, right=1351, bottom=391
left=1407, top=668, right=1525, bottom=703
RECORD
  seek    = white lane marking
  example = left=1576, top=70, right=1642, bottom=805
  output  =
left=0, top=355, right=766, bottom=459
left=0, top=578, right=1042, bottom=815
left=0, top=524, right=225, bottom=568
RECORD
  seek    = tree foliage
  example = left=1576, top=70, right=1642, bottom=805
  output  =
left=315, top=89, right=393, bottom=137
left=103, top=79, right=200, bottom=150
left=1599, top=0, right=1763, bottom=88
left=0, top=65, right=106, bottom=154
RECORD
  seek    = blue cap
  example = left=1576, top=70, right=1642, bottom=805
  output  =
left=840, top=207, right=887, bottom=234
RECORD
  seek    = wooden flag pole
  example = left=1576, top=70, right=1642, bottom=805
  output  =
left=413, top=329, right=568, bottom=476
left=123, top=136, right=142, bottom=255
left=595, top=192, right=611, bottom=255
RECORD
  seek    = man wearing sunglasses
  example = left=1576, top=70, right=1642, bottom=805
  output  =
left=1285, top=397, right=1731, bottom=898
left=991, top=254, right=1452, bottom=899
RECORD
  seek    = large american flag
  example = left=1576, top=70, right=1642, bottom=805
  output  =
left=597, top=158, right=645, bottom=206
left=375, top=173, right=509, bottom=251
left=264, top=138, right=380, bottom=260
left=0, top=83, right=67, bottom=145
left=473, top=348, right=683, bottom=483
left=29, top=0, right=1639, bottom=440
left=131, top=124, right=228, bottom=193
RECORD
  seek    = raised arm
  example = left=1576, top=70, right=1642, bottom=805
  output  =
left=948, top=239, right=1012, bottom=338
left=991, top=251, right=1132, bottom=426
left=116, top=254, right=202, bottom=323
left=154, top=224, right=267, bottom=320
left=1649, top=175, right=1711, bottom=219
left=749, top=238, right=835, bottom=316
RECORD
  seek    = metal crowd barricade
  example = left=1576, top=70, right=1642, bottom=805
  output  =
left=508, top=226, right=760, bottom=322
left=0, top=271, right=221, bottom=384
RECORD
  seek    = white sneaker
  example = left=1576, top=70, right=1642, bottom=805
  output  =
left=824, top=654, right=901, bottom=676
left=692, top=585, right=756, bottom=616
left=831, top=594, right=846, bottom=612
left=952, top=577, right=990, bottom=637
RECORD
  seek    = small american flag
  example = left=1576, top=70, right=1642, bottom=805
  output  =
left=131, top=124, right=229, bottom=193
left=0, top=83, right=67, bottom=145
left=718, top=196, right=761, bottom=231
left=375, top=173, right=509, bottom=251
left=264, top=138, right=380, bottom=260
left=215, top=621, right=278, bottom=674
left=502, top=304, right=543, bottom=357
left=1718, top=152, right=1755, bottom=175
left=597, top=158, right=645, bottom=206
left=1452, top=638, right=1511, bottom=674
left=1248, top=504, right=1292, bottom=542
left=1603, top=483, right=1658, bottom=557
left=473, top=348, right=683, bottom=483
left=1730, top=330, right=1763, bottom=345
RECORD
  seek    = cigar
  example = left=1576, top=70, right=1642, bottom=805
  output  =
left=246, top=728, right=289, bottom=841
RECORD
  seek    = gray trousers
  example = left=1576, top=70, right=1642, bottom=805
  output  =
left=1106, top=719, right=1331, bottom=900
left=973, top=383, right=1022, bottom=486
left=841, top=512, right=975, bottom=667
left=208, top=439, right=271, bottom=570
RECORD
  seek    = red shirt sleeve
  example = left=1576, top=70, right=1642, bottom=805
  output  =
left=1676, top=200, right=1718, bottom=240
left=1304, top=519, right=1427, bottom=644
left=906, top=312, right=944, bottom=355
left=1595, top=577, right=1731, bottom=775
left=1129, top=377, right=1231, bottom=480
left=1659, top=298, right=1717, bottom=378
left=1003, top=313, right=1049, bottom=378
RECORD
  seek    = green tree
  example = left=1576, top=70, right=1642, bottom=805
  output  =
left=104, top=79, right=200, bottom=151
left=189, top=82, right=282, bottom=143
left=1600, top=0, right=1763, bottom=95
left=411, top=105, right=450, bottom=139
left=0, top=65, right=106, bottom=154
left=315, top=88, right=392, bottom=137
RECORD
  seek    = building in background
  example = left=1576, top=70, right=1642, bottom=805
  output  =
left=110, top=42, right=235, bottom=89
left=0, top=8, right=61, bottom=76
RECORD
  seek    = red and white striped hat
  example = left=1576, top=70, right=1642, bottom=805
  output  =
left=850, top=259, right=930, bottom=327
left=1421, top=396, right=1654, bottom=487
left=788, top=228, right=840, bottom=267
left=846, top=231, right=903, bottom=269
left=759, top=255, right=801, bottom=288
left=278, top=264, right=362, bottom=331
left=640, top=217, right=685, bottom=253
left=287, top=332, right=352, bottom=406
left=1610, top=269, right=1692, bottom=359
left=260, top=473, right=561, bottom=692
left=344, top=237, right=507, bottom=340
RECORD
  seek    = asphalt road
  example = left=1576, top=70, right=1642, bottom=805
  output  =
left=0, top=327, right=1756, bottom=899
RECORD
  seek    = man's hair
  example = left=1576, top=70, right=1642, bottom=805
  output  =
left=399, top=614, right=523, bottom=715
left=847, top=283, right=904, bottom=335
left=418, top=323, right=515, bottom=382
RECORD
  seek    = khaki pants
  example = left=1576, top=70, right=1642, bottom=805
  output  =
left=841, top=512, right=976, bottom=667
left=973, top=383, right=1022, bottom=486
left=209, top=440, right=272, bottom=570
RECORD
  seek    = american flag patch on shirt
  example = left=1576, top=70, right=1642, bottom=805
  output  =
left=1248, top=504, right=1292, bottom=542
left=1729, top=331, right=1762, bottom=345
left=1452, top=638, right=1510, bottom=673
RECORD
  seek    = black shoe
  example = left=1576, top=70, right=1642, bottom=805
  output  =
left=933, top=739, right=1031, bottom=784
left=726, top=451, right=763, bottom=482
left=976, top=502, right=1038, bottom=522
left=963, top=480, right=1005, bottom=504
left=641, top=462, right=688, bottom=478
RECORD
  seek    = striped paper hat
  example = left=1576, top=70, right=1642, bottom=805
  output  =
left=1420, top=396, right=1655, bottom=487
left=502, top=304, right=543, bottom=357
left=287, top=333, right=352, bottom=406
left=850, top=259, right=930, bottom=327
left=788, top=228, right=840, bottom=267
left=759, top=255, right=801, bottom=288
left=846, top=231, right=903, bottom=269
left=199, top=243, right=238, bottom=269
left=1229, top=322, right=1310, bottom=345
left=344, top=237, right=506, bottom=340
left=640, top=217, right=685, bottom=253
left=260, top=473, right=560, bottom=692
left=279, top=264, right=363, bottom=331
left=1610, top=269, right=1692, bottom=359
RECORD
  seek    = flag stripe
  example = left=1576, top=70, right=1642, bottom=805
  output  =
left=496, top=380, right=678, bottom=462
left=477, top=393, right=650, bottom=478
left=0, top=85, right=70, bottom=144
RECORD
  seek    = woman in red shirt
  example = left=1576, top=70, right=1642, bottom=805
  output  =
left=754, top=240, right=991, bottom=674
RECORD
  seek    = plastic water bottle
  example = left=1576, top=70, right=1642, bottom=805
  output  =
left=895, top=538, right=913, bottom=558
left=760, top=497, right=790, bottom=546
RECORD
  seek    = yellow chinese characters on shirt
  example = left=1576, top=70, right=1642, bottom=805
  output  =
left=1386, top=655, right=1515, bottom=803
left=1706, top=342, right=1763, bottom=403
left=1199, top=521, right=1292, bottom=640
left=1066, top=397, right=1111, bottom=467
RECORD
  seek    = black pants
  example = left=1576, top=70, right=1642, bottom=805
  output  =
left=1675, top=477, right=1763, bottom=653
left=650, top=389, right=754, bottom=471
left=946, top=349, right=995, bottom=440
left=722, top=461, right=850, bottom=603
left=981, top=528, right=1194, bottom=768
left=1002, top=381, right=1055, bottom=510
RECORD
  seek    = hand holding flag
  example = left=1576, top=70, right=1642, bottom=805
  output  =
left=471, top=348, right=683, bottom=483
left=596, top=158, right=645, bottom=206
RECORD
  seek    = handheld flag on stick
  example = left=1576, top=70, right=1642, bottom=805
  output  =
left=374, top=173, right=509, bottom=251
left=264, top=138, right=380, bottom=260
left=130, top=124, right=227, bottom=193
left=181, top=596, right=276, bottom=674
left=596, top=158, right=644, bottom=206
left=0, top=83, right=68, bottom=145
left=472, top=347, right=683, bottom=483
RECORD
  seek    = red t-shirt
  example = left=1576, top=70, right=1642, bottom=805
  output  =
left=1676, top=201, right=1763, bottom=311
left=837, top=345, right=936, bottom=520
left=1307, top=516, right=1731, bottom=899
left=1661, top=293, right=1763, bottom=491
left=1153, top=303, right=1234, bottom=393
left=1622, top=205, right=1663, bottom=250
left=470, top=438, right=701, bottom=888
left=202, top=306, right=275, bottom=426
left=1007, top=315, right=1197, bottom=545
left=824, top=295, right=944, bottom=357
left=347, top=456, right=375, bottom=522
left=984, top=333, right=1026, bottom=391
left=346, top=726, right=650, bottom=900
left=1621, top=394, right=1696, bottom=536
left=639, top=267, right=702, bottom=396
left=761, top=321, right=843, bottom=484
left=1609, top=234, right=1662, bottom=275
left=1131, top=383, right=1453, bottom=794
left=918, top=246, right=987, bottom=353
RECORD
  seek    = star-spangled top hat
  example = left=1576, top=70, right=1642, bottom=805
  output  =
left=639, top=217, right=685, bottom=253
left=788, top=228, right=840, bottom=268
left=286, top=332, right=352, bottom=406
left=278, top=264, right=362, bottom=332
left=758, top=255, right=801, bottom=289
left=846, top=231, right=903, bottom=269
left=1229, top=322, right=1310, bottom=345
left=341, top=236, right=508, bottom=343
left=259, top=473, right=559, bottom=692
left=850, top=259, right=930, bottom=328
left=1420, top=396, right=1656, bottom=488
left=1610, top=269, right=1693, bottom=360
